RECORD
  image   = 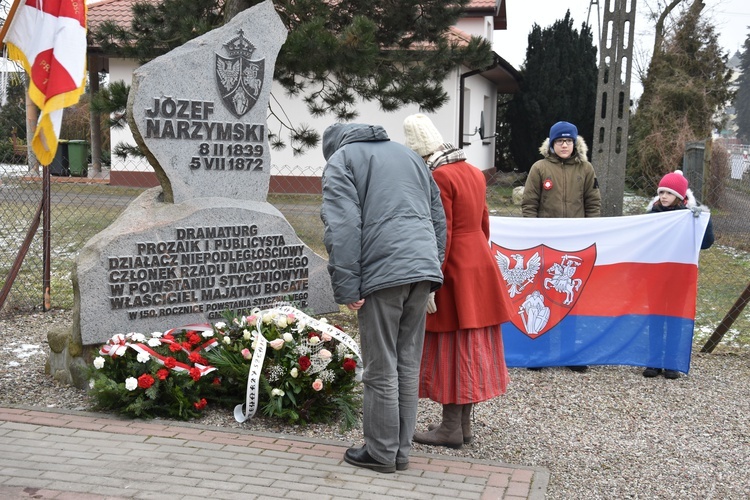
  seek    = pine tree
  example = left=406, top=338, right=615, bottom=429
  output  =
left=90, top=0, right=494, bottom=153
left=626, top=0, right=733, bottom=193
left=734, top=33, right=750, bottom=143
left=503, top=11, right=597, bottom=172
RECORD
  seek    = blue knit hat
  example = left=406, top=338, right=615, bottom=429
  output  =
left=549, top=121, right=578, bottom=143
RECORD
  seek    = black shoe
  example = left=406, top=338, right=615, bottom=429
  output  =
left=643, top=367, right=662, bottom=378
left=396, top=461, right=409, bottom=471
left=527, top=367, right=543, bottom=371
left=663, top=370, right=680, bottom=379
left=344, top=446, right=396, bottom=473
left=567, top=365, right=589, bottom=373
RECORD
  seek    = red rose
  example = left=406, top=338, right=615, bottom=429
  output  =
left=212, top=377, right=221, bottom=386
left=156, top=369, right=169, bottom=380
left=343, top=358, right=357, bottom=372
left=181, top=341, right=192, bottom=350
left=298, top=356, right=311, bottom=371
left=193, top=398, right=207, bottom=410
left=137, top=373, right=155, bottom=389
left=168, top=342, right=182, bottom=353
left=163, top=333, right=175, bottom=342
left=189, top=367, right=202, bottom=381
left=164, top=357, right=177, bottom=369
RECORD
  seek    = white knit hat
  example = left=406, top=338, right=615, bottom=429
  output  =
left=403, top=114, right=444, bottom=157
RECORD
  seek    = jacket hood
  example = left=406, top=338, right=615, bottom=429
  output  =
left=538, top=135, right=589, bottom=163
left=322, top=123, right=390, bottom=160
left=647, top=188, right=698, bottom=211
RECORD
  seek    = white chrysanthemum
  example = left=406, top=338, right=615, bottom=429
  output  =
left=150, top=331, right=163, bottom=338
left=271, top=388, right=285, bottom=397
left=214, top=322, right=226, bottom=330
left=131, top=333, right=146, bottom=342
left=282, top=332, right=294, bottom=343
left=93, top=356, right=105, bottom=369
left=201, top=330, right=214, bottom=338
left=147, top=338, right=161, bottom=347
left=125, top=377, right=138, bottom=391
left=136, top=352, right=150, bottom=363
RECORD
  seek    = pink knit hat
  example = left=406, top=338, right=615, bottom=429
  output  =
left=658, top=170, right=689, bottom=200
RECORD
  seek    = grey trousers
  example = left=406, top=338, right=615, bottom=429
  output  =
left=357, top=281, right=430, bottom=466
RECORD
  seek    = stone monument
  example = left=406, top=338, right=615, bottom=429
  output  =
left=48, top=1, right=338, bottom=387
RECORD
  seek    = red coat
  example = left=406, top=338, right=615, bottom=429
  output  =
left=426, top=161, right=510, bottom=332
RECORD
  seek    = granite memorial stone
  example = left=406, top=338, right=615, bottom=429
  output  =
left=73, top=1, right=337, bottom=346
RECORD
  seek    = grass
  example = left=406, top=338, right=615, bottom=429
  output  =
left=1, top=186, right=748, bottom=349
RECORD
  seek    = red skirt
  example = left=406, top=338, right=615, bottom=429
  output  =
left=419, top=324, right=509, bottom=404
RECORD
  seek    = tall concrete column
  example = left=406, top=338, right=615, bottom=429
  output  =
left=591, top=0, right=637, bottom=216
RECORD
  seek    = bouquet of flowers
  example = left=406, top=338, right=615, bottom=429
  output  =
left=204, top=306, right=362, bottom=429
left=88, top=328, right=220, bottom=420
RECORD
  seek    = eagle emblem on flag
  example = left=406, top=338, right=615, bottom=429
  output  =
left=491, top=243, right=597, bottom=338
left=215, top=30, right=264, bottom=117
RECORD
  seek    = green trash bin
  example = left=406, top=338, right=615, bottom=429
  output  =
left=67, top=140, right=89, bottom=177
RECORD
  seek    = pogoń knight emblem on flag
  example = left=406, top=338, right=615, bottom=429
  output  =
left=215, top=30, right=264, bottom=118
left=491, top=243, right=597, bottom=338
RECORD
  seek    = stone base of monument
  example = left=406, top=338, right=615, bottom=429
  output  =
left=73, top=187, right=337, bottom=348
left=46, top=326, right=92, bottom=390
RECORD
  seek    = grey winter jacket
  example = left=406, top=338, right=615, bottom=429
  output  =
left=522, top=135, right=601, bottom=218
left=320, top=123, right=446, bottom=305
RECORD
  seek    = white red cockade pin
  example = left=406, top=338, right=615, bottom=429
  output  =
left=543, top=178, right=553, bottom=190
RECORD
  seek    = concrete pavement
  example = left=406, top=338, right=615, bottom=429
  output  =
left=0, top=406, right=549, bottom=499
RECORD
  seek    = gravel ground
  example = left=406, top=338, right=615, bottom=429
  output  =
left=1, top=309, right=749, bottom=499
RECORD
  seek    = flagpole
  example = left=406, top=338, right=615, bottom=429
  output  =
left=42, top=159, right=51, bottom=311
left=0, top=0, right=23, bottom=44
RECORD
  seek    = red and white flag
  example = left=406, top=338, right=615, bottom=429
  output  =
left=3, top=0, right=87, bottom=165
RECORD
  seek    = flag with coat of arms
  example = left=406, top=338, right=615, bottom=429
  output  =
left=489, top=210, right=711, bottom=374
left=2, top=0, right=87, bottom=166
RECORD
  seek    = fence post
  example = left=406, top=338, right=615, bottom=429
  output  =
left=682, top=141, right=705, bottom=203
left=701, top=281, right=750, bottom=353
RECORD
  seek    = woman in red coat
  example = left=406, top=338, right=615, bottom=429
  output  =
left=403, top=114, right=510, bottom=449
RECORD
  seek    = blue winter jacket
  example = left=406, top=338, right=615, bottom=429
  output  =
left=320, top=123, right=446, bottom=304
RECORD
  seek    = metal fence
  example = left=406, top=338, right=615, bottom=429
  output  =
left=1, top=138, right=749, bottom=349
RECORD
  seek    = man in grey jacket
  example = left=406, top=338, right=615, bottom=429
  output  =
left=321, top=122, right=446, bottom=473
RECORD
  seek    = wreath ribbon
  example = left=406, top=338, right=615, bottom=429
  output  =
left=233, top=306, right=362, bottom=423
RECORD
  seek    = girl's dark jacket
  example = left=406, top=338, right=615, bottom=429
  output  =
left=646, top=189, right=715, bottom=249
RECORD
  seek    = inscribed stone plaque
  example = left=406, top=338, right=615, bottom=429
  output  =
left=75, top=190, right=336, bottom=346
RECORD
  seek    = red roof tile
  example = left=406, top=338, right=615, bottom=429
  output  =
left=88, top=0, right=160, bottom=33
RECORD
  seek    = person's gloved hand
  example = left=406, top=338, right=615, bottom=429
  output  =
left=426, top=292, right=437, bottom=314
left=690, top=205, right=703, bottom=217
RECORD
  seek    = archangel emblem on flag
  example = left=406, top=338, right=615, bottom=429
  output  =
left=215, top=29, right=264, bottom=117
left=491, top=243, right=597, bottom=338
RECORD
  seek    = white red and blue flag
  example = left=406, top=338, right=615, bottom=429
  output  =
left=489, top=210, right=711, bottom=373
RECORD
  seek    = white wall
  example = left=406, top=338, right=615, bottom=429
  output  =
left=105, top=58, right=498, bottom=177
